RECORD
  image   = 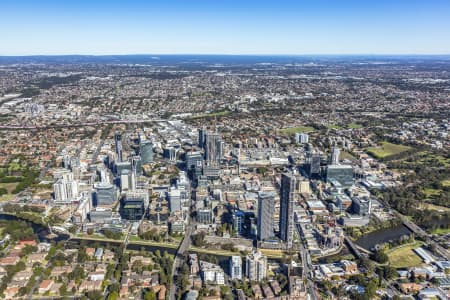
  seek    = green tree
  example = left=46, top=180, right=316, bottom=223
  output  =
left=365, top=279, right=378, bottom=299
left=107, top=291, right=119, bottom=300
left=144, top=289, right=157, bottom=300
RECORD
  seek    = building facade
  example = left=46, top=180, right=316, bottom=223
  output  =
left=230, top=256, right=242, bottom=280
left=279, top=172, right=299, bottom=248
left=140, top=140, right=153, bottom=164
left=245, top=250, right=267, bottom=281
left=94, top=182, right=116, bottom=206
left=257, top=192, right=275, bottom=241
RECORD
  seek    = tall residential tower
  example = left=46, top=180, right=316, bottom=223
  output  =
left=257, top=192, right=275, bottom=241
left=279, top=172, right=300, bottom=248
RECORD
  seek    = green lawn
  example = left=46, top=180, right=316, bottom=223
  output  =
left=0, top=182, right=18, bottom=202
left=422, top=203, right=450, bottom=212
left=435, top=156, right=450, bottom=167
left=347, top=123, right=363, bottom=129
left=128, top=236, right=179, bottom=248
left=366, top=142, right=412, bottom=159
left=431, top=227, right=450, bottom=235
left=340, top=151, right=356, bottom=161
left=386, top=241, right=424, bottom=268
left=189, top=246, right=239, bottom=257
left=441, top=180, right=450, bottom=187
left=423, top=188, right=442, bottom=198
left=278, top=126, right=315, bottom=134
left=0, top=182, right=19, bottom=193
left=0, top=194, right=15, bottom=202
left=259, top=248, right=285, bottom=258
left=326, top=124, right=341, bottom=129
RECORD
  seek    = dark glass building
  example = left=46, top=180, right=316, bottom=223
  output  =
left=120, top=196, right=145, bottom=220
left=279, top=172, right=300, bottom=248
left=308, top=153, right=321, bottom=178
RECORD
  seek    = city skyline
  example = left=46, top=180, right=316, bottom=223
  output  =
left=1, top=0, right=450, bottom=55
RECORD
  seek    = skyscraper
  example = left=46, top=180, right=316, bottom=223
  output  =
left=205, top=132, right=222, bottom=165
left=198, top=127, right=206, bottom=149
left=114, top=131, right=123, bottom=162
left=331, top=146, right=340, bottom=165
left=53, top=169, right=78, bottom=204
left=131, top=155, right=143, bottom=177
left=257, top=192, right=274, bottom=241
left=202, top=131, right=222, bottom=179
left=279, top=172, right=300, bottom=248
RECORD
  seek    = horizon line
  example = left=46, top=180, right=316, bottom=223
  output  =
left=1, top=53, right=450, bottom=57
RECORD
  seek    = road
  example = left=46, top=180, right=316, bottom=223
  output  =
left=296, top=223, right=317, bottom=300
left=169, top=222, right=193, bottom=300
left=169, top=181, right=194, bottom=300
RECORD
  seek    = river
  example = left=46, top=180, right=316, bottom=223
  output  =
left=355, top=224, right=412, bottom=251
left=0, top=213, right=281, bottom=269
left=0, top=213, right=70, bottom=242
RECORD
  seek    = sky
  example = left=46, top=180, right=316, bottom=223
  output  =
left=1, top=0, right=450, bottom=55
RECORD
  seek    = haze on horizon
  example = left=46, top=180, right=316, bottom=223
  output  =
left=1, top=0, right=450, bottom=56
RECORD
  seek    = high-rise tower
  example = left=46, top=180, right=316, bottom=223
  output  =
left=257, top=192, right=275, bottom=241
left=279, top=172, right=300, bottom=248
left=331, top=146, right=340, bottom=165
left=205, top=132, right=222, bottom=165
left=114, top=131, right=123, bottom=162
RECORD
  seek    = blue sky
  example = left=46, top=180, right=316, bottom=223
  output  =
left=1, top=0, right=449, bottom=55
